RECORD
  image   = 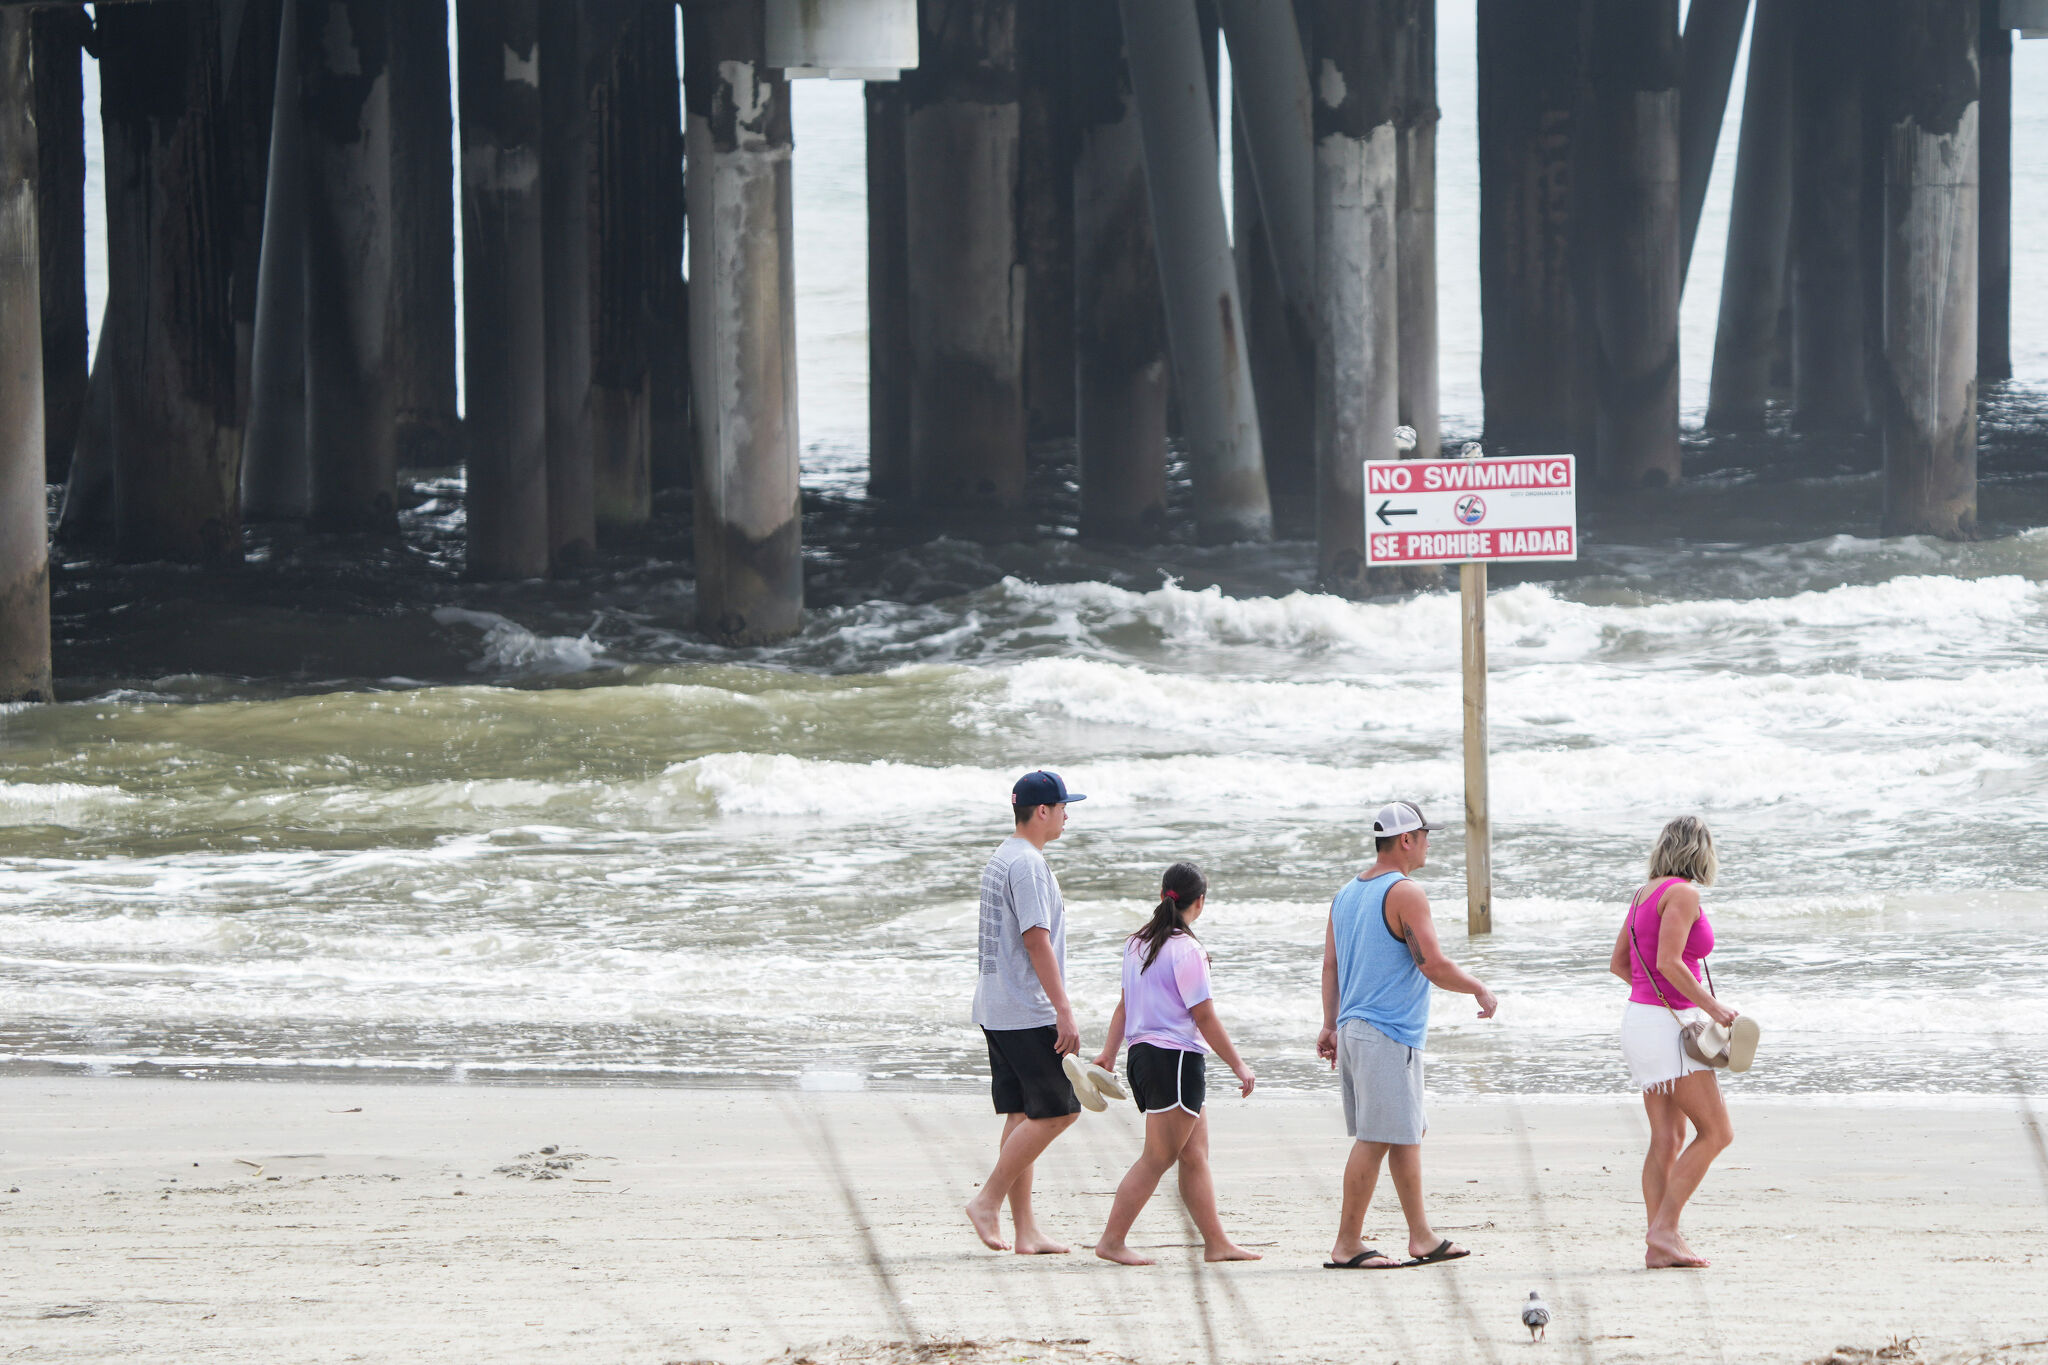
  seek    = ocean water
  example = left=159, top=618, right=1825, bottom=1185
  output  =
left=19, top=13, right=2048, bottom=1100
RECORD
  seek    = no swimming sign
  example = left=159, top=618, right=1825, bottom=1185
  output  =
left=1363, top=455, right=1579, bottom=566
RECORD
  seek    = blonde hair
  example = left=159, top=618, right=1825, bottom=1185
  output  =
left=1647, top=815, right=1717, bottom=886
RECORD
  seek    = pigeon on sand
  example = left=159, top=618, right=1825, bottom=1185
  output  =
left=1521, top=1290, right=1550, bottom=1343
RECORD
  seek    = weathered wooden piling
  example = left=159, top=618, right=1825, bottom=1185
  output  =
left=1705, top=0, right=1793, bottom=431
left=865, top=81, right=911, bottom=500
left=390, top=0, right=460, bottom=469
left=30, top=9, right=87, bottom=485
left=1477, top=0, right=1589, bottom=452
left=901, top=0, right=1025, bottom=510
left=1018, top=2, right=1074, bottom=443
left=541, top=0, right=597, bottom=571
left=244, top=0, right=308, bottom=521
left=300, top=0, right=397, bottom=534
left=1878, top=0, right=1977, bottom=539
left=684, top=0, right=802, bottom=643
left=458, top=0, right=549, bottom=579
left=1979, top=0, right=2010, bottom=382
left=1219, top=0, right=1316, bottom=498
left=1122, top=0, right=1270, bottom=543
left=590, top=6, right=658, bottom=533
left=1588, top=0, right=1680, bottom=488
left=1394, top=0, right=1440, bottom=460
left=640, top=0, right=689, bottom=499
left=1789, top=0, right=1873, bottom=432
left=1312, top=0, right=1398, bottom=588
left=1072, top=2, right=1167, bottom=542
left=1, top=11, right=50, bottom=703
left=99, top=2, right=244, bottom=563
left=225, top=3, right=281, bottom=490
left=1676, top=0, right=1749, bottom=287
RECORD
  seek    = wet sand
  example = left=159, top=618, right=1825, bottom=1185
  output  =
left=1, top=1079, right=2044, bottom=1364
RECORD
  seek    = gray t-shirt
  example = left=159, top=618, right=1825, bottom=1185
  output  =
left=971, top=836, right=1066, bottom=1030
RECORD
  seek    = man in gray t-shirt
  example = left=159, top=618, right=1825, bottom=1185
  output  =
left=965, top=770, right=1085, bottom=1255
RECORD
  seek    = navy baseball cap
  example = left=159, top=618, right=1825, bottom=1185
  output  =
left=1012, top=770, right=1086, bottom=807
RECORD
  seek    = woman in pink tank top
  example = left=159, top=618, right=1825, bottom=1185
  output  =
left=1607, top=816, right=1741, bottom=1270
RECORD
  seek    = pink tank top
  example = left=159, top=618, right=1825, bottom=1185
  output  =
left=1627, top=878, right=1713, bottom=1008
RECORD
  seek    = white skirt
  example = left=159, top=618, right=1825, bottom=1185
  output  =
left=1620, top=1001, right=1715, bottom=1094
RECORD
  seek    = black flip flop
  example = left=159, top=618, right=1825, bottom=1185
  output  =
left=1403, top=1238, right=1471, bottom=1267
left=1322, top=1248, right=1402, bottom=1269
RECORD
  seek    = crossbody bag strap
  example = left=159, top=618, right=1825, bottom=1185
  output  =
left=1623, top=881, right=1688, bottom=1026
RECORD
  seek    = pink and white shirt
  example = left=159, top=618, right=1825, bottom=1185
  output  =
left=1121, top=932, right=1213, bottom=1053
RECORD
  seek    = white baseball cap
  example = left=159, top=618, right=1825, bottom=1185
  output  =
left=1371, top=801, right=1441, bottom=837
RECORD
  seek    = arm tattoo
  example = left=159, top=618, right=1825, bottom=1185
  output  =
left=1402, top=923, right=1426, bottom=968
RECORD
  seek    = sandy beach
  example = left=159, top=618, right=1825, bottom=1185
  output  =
left=0, top=1079, right=2043, bottom=1363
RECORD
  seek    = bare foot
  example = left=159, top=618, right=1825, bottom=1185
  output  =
left=1645, top=1232, right=1708, bottom=1268
left=1204, top=1242, right=1263, bottom=1263
left=1014, top=1233, right=1071, bottom=1255
left=966, top=1200, right=1011, bottom=1252
left=1094, top=1241, right=1155, bottom=1266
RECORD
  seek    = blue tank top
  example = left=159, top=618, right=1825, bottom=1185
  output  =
left=1332, top=871, right=1431, bottom=1049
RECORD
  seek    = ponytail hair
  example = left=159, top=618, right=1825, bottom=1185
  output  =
left=1128, top=862, right=1207, bottom=972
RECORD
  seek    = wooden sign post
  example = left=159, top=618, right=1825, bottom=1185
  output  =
left=1364, top=449, right=1580, bottom=935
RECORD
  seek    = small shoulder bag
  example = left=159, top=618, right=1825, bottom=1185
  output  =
left=1624, top=881, right=1733, bottom=1069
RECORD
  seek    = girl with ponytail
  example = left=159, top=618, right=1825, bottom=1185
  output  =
left=1090, top=862, right=1259, bottom=1266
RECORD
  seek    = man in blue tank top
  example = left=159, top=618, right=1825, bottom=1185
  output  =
left=1316, top=801, right=1497, bottom=1269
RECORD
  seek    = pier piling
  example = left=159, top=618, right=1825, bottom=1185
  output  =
left=590, top=7, right=659, bottom=534
left=1878, top=0, right=1978, bottom=539
left=30, top=8, right=87, bottom=485
left=1588, top=0, right=1681, bottom=489
left=541, top=0, right=598, bottom=572
left=1312, top=0, right=1398, bottom=589
left=458, top=0, right=549, bottom=578
left=684, top=0, right=802, bottom=643
left=1123, top=0, right=1270, bottom=544
left=1, top=10, right=50, bottom=703
left=390, top=0, right=460, bottom=470
left=1019, top=2, right=1075, bottom=443
left=865, top=80, right=911, bottom=500
left=1790, top=0, right=1874, bottom=432
left=1072, top=1, right=1167, bottom=542
left=1477, top=0, right=1590, bottom=452
left=99, top=2, right=244, bottom=562
left=1979, top=0, right=2011, bottom=382
left=1394, top=0, right=1440, bottom=461
left=1676, top=0, right=1749, bottom=289
left=1705, top=0, right=1793, bottom=432
left=244, top=0, right=308, bottom=520
left=902, top=0, right=1026, bottom=510
left=301, top=0, right=397, bottom=534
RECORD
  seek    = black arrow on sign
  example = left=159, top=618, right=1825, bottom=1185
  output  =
left=1374, top=500, right=1418, bottom=527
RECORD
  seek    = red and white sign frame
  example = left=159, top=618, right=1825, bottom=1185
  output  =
left=1363, top=455, right=1579, bottom=567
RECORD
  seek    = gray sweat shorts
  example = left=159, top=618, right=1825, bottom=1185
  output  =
left=1337, top=1019, right=1427, bottom=1144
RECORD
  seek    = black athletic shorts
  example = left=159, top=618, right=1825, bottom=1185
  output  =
left=984, top=1025, right=1082, bottom=1120
left=1127, top=1042, right=1206, bottom=1115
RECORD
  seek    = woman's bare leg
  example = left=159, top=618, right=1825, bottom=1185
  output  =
left=1646, top=1071, right=1732, bottom=1268
left=1096, top=1109, right=1199, bottom=1265
left=1640, top=1086, right=1687, bottom=1229
left=1174, top=1114, right=1260, bottom=1261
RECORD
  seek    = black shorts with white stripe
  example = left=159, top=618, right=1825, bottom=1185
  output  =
left=1126, top=1042, right=1206, bottom=1115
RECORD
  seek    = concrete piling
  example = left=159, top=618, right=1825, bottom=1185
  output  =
left=865, top=81, right=911, bottom=500
left=1394, top=0, right=1441, bottom=460
left=1219, top=0, right=1317, bottom=499
left=1789, top=0, right=1873, bottom=432
left=1072, top=1, right=1167, bottom=542
left=590, top=4, right=658, bottom=535
left=1122, top=0, right=1271, bottom=544
left=458, top=0, right=549, bottom=579
left=540, top=0, right=597, bottom=572
left=1, top=10, right=51, bottom=703
left=1675, top=0, right=1750, bottom=288
left=1477, top=0, right=1590, bottom=452
left=684, top=0, right=802, bottom=644
left=1878, top=0, right=1978, bottom=539
left=1979, top=0, right=2011, bottom=382
left=639, top=0, right=689, bottom=500
left=244, top=0, right=308, bottom=520
left=1705, top=0, right=1794, bottom=432
left=1312, top=0, right=1398, bottom=588
left=1587, top=0, right=1680, bottom=488
left=902, top=0, right=1025, bottom=510
left=390, top=0, right=460, bottom=469
left=30, top=9, right=88, bottom=485
left=1018, top=2, right=1075, bottom=443
left=98, top=2, right=244, bottom=563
